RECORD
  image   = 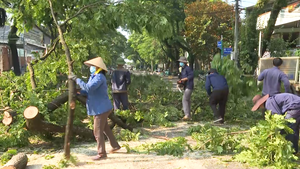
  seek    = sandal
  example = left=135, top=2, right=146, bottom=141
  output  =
left=109, top=147, right=121, bottom=153
left=92, top=154, right=107, bottom=161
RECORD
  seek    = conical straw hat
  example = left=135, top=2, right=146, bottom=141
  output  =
left=84, top=57, right=108, bottom=71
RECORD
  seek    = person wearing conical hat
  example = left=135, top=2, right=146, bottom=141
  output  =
left=69, top=57, right=121, bottom=160
left=111, top=57, right=131, bottom=111
left=252, top=93, right=300, bottom=154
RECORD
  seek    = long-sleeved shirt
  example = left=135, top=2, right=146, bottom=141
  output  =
left=181, top=65, right=194, bottom=90
left=111, top=68, right=131, bottom=93
left=77, top=73, right=113, bottom=116
left=258, top=66, right=290, bottom=96
left=205, top=73, right=228, bottom=96
left=265, top=93, right=300, bottom=117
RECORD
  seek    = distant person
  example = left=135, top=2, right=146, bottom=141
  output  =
left=111, top=57, right=131, bottom=111
left=69, top=57, right=121, bottom=160
left=258, top=57, right=290, bottom=97
left=205, top=68, right=229, bottom=124
left=177, top=57, right=194, bottom=120
left=252, top=93, right=300, bottom=154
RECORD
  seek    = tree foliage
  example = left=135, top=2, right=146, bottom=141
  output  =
left=128, top=31, right=168, bottom=70
left=184, top=0, right=234, bottom=66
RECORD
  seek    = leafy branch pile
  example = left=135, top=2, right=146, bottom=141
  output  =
left=124, top=137, right=192, bottom=157
left=188, top=112, right=298, bottom=169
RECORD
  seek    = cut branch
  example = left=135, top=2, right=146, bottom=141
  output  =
left=23, top=106, right=94, bottom=139
left=47, top=92, right=69, bottom=112
left=1, top=153, right=28, bottom=169
left=2, top=109, right=16, bottom=126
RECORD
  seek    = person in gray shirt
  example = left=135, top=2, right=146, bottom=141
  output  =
left=111, top=58, right=131, bottom=110
left=258, top=57, right=291, bottom=97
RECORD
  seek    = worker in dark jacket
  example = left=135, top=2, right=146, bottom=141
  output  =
left=258, top=57, right=290, bottom=97
left=111, top=58, right=131, bottom=110
left=205, top=68, right=228, bottom=124
left=177, top=57, right=194, bottom=120
left=252, top=93, right=300, bottom=154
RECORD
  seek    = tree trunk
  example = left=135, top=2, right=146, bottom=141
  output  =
left=48, top=0, right=77, bottom=159
left=23, top=106, right=94, bottom=138
left=27, top=63, right=37, bottom=90
left=261, top=0, right=287, bottom=55
left=8, top=24, right=21, bottom=76
left=76, top=95, right=133, bottom=131
left=47, top=92, right=69, bottom=112
left=1, top=153, right=28, bottom=169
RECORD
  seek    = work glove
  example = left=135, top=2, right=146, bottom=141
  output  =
left=68, top=73, right=77, bottom=81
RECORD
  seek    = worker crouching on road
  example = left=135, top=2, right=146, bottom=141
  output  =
left=252, top=93, right=300, bottom=154
left=111, top=57, right=131, bottom=111
left=69, top=57, right=121, bottom=160
left=205, top=68, right=229, bottom=124
left=177, top=57, right=194, bottom=120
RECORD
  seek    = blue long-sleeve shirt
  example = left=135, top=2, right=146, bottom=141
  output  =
left=181, top=65, right=194, bottom=90
left=76, top=73, right=113, bottom=116
left=205, top=73, right=228, bottom=96
left=258, top=67, right=290, bottom=96
left=265, top=93, right=300, bottom=118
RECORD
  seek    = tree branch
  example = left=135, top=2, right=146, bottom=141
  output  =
left=31, top=37, right=59, bottom=65
left=35, top=25, right=54, bottom=40
left=60, top=0, right=124, bottom=27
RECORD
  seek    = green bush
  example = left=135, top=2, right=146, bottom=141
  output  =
left=235, top=112, right=298, bottom=169
left=0, top=149, right=17, bottom=165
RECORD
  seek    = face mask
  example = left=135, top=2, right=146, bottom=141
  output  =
left=90, top=66, right=96, bottom=74
left=179, top=62, right=185, bottom=67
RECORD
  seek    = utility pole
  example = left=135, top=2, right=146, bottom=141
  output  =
left=234, top=0, right=239, bottom=66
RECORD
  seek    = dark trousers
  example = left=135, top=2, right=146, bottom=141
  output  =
left=209, top=88, right=229, bottom=121
left=113, top=93, right=129, bottom=110
left=284, top=110, right=300, bottom=154
left=94, top=110, right=120, bottom=156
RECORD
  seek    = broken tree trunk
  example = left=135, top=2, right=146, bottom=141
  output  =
left=76, top=95, right=133, bottom=131
left=2, top=109, right=17, bottom=126
left=23, top=106, right=94, bottom=139
left=47, top=92, right=69, bottom=112
left=1, top=153, right=28, bottom=169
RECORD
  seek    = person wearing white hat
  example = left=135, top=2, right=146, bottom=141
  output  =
left=69, top=57, right=121, bottom=160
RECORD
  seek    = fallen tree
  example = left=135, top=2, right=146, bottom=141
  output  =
left=23, top=106, right=94, bottom=139
left=1, top=153, right=28, bottom=169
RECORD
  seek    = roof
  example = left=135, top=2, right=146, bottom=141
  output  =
left=0, top=25, right=50, bottom=48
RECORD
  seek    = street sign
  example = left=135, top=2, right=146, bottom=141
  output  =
left=217, top=41, right=222, bottom=49
left=224, top=48, right=232, bottom=56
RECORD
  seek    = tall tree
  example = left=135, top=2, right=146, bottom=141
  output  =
left=128, top=31, right=167, bottom=71
left=261, top=0, right=287, bottom=55
left=184, top=0, right=234, bottom=67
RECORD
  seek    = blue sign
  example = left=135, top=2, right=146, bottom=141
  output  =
left=224, top=48, right=232, bottom=56
left=217, top=41, right=222, bottom=49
